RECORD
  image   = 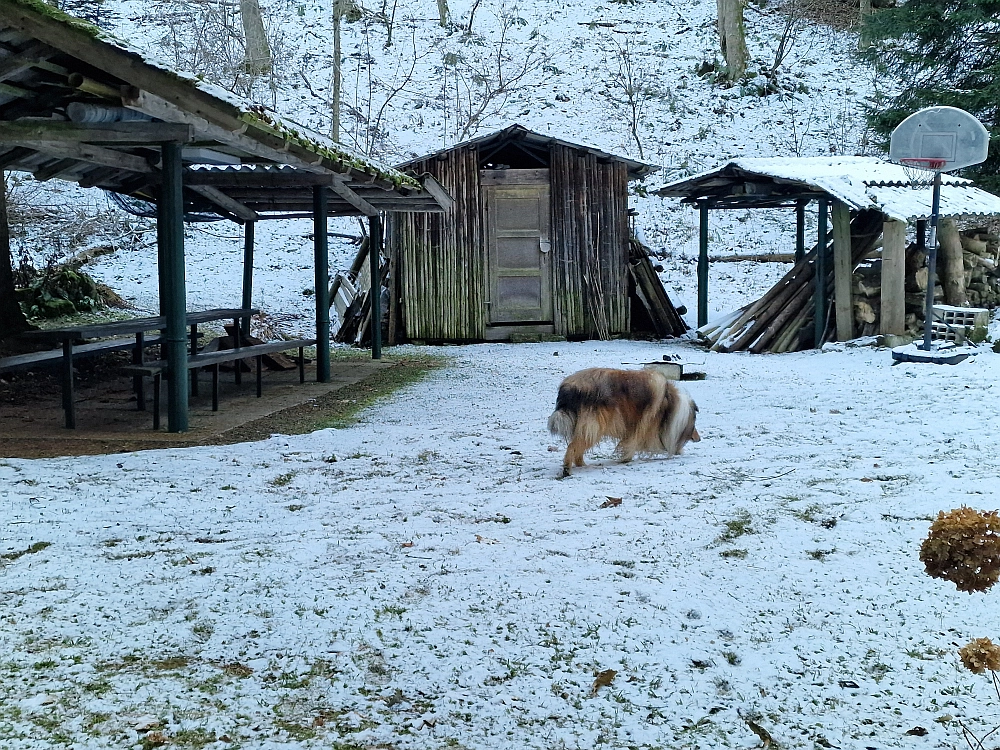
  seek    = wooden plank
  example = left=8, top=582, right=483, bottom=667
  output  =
left=188, top=184, right=259, bottom=222
left=14, top=141, right=153, bottom=173
left=0, top=121, right=193, bottom=144
left=832, top=199, right=853, bottom=341
left=329, top=176, right=378, bottom=216
left=479, top=168, right=549, bottom=186
left=880, top=219, right=906, bottom=335
left=0, top=40, right=53, bottom=79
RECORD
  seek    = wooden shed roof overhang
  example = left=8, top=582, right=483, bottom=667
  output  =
left=0, top=0, right=448, bottom=220
left=0, top=0, right=449, bottom=433
left=396, top=124, right=658, bottom=180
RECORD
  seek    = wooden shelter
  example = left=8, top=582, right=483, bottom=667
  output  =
left=657, top=157, right=1000, bottom=352
left=386, top=125, right=681, bottom=342
left=0, top=0, right=446, bottom=431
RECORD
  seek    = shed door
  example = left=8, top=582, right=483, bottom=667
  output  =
left=483, top=173, right=552, bottom=324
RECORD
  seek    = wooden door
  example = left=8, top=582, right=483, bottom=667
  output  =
left=483, top=170, right=552, bottom=325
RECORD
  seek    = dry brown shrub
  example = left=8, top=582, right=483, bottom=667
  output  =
left=959, top=638, right=1000, bottom=675
left=920, top=507, right=1000, bottom=593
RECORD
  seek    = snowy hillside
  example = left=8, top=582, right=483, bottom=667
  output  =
left=10, top=0, right=877, bottom=333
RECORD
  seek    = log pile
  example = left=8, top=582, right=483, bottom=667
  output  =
left=852, top=226, right=1000, bottom=337
left=698, top=209, right=883, bottom=352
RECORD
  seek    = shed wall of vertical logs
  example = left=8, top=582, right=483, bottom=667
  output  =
left=387, top=143, right=632, bottom=342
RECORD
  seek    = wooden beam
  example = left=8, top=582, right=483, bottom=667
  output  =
left=416, top=173, right=455, bottom=212
left=0, top=40, right=53, bottom=79
left=5, top=141, right=154, bottom=173
left=188, top=184, right=259, bottom=222
left=329, top=176, right=378, bottom=216
left=0, top=121, right=194, bottom=144
left=880, top=219, right=906, bottom=335
left=832, top=200, right=853, bottom=341
left=0, top=146, right=36, bottom=169
left=33, top=157, right=79, bottom=181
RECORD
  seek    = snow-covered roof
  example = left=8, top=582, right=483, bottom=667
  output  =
left=658, top=156, right=1000, bottom=223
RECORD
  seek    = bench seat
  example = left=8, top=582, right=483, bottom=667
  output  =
left=121, top=339, right=316, bottom=429
left=0, top=335, right=164, bottom=374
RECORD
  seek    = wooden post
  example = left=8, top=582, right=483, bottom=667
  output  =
left=814, top=198, right=828, bottom=347
left=159, top=142, right=188, bottom=432
left=795, top=199, right=806, bottom=264
left=369, top=214, right=383, bottom=359
left=880, top=219, right=906, bottom=335
left=241, top=221, right=255, bottom=337
left=313, top=186, right=330, bottom=383
left=698, top=201, right=709, bottom=328
left=832, top=200, right=853, bottom=341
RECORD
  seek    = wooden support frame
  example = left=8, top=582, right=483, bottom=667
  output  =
left=241, top=221, right=255, bottom=337
left=158, top=142, right=189, bottom=432
left=189, top=184, right=259, bottom=222
left=697, top=201, right=709, bottom=328
left=880, top=219, right=906, bottom=335
left=795, top=199, right=806, bottom=263
left=832, top=200, right=853, bottom=341
left=814, top=198, right=828, bottom=348
left=369, top=214, right=383, bottom=359
left=0, top=121, right=193, bottom=144
left=313, top=185, right=331, bottom=382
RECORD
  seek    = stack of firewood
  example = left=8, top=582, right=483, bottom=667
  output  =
left=851, top=226, right=1000, bottom=337
left=698, top=209, right=883, bottom=352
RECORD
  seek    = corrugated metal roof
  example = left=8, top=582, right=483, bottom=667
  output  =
left=657, top=156, right=1000, bottom=222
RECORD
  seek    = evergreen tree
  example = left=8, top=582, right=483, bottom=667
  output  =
left=860, top=1, right=1000, bottom=191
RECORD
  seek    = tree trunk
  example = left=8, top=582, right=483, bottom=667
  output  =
left=240, top=0, right=272, bottom=75
left=331, top=0, right=343, bottom=141
left=939, top=217, right=967, bottom=306
left=0, top=175, right=32, bottom=340
left=716, top=0, right=747, bottom=82
left=858, top=0, right=872, bottom=50
left=436, top=0, right=450, bottom=27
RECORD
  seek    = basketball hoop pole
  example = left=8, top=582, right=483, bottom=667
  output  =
left=920, top=170, right=943, bottom=351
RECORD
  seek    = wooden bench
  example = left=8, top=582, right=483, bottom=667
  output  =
left=121, top=339, right=316, bottom=429
left=0, top=335, right=164, bottom=374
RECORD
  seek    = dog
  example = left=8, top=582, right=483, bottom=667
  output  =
left=547, top=367, right=700, bottom=477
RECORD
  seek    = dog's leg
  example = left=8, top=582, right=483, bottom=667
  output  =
left=563, top=438, right=590, bottom=475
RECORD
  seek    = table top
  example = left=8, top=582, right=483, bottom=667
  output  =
left=26, top=308, right=261, bottom=342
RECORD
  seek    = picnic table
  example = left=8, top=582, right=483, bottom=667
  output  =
left=12, top=308, right=259, bottom=429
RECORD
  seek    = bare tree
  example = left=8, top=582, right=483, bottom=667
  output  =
left=717, top=0, right=747, bottom=82
left=445, top=11, right=545, bottom=141
left=239, top=0, right=271, bottom=74
left=601, top=37, right=654, bottom=159
left=331, top=0, right=344, bottom=141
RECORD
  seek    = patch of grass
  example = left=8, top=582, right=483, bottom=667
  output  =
left=316, top=354, right=447, bottom=430
left=286, top=504, right=305, bottom=511
left=270, top=471, right=296, bottom=487
left=151, top=655, right=190, bottom=671
left=716, top=509, right=754, bottom=543
left=171, top=727, right=218, bottom=748
left=105, top=549, right=157, bottom=561
left=719, top=548, right=748, bottom=559
left=1, top=541, right=52, bottom=561
left=807, top=548, right=836, bottom=561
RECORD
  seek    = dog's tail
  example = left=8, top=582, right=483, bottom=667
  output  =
left=547, top=408, right=576, bottom=441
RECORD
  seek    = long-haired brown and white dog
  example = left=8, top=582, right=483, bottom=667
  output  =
left=547, top=367, right=700, bottom=477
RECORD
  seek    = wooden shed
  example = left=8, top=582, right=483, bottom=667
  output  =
left=386, top=125, right=666, bottom=342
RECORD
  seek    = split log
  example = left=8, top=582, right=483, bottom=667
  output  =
left=854, top=299, right=876, bottom=324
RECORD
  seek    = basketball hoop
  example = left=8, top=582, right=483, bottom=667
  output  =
left=899, top=157, right=947, bottom=188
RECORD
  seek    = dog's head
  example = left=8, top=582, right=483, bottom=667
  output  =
left=662, top=389, right=700, bottom=455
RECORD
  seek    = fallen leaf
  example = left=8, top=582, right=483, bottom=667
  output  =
left=860, top=477, right=873, bottom=483
left=600, top=497, right=623, bottom=509
left=838, top=679, right=860, bottom=688
left=905, top=727, right=928, bottom=736
left=401, top=542, right=415, bottom=548
left=591, top=668, right=617, bottom=695
left=475, top=534, right=498, bottom=544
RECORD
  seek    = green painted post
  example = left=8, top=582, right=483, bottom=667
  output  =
left=241, top=220, right=255, bottom=338
left=814, top=198, right=828, bottom=348
left=795, top=199, right=806, bottom=263
left=698, top=201, right=709, bottom=328
left=159, top=142, right=188, bottom=432
left=369, top=214, right=382, bottom=360
left=313, top=186, right=331, bottom=382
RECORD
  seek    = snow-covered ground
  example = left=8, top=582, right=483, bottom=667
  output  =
left=4, top=338, right=1000, bottom=749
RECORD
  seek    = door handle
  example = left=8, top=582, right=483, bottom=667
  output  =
left=539, top=239, right=551, bottom=254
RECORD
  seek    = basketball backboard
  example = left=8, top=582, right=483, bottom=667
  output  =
left=889, top=106, right=989, bottom=172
